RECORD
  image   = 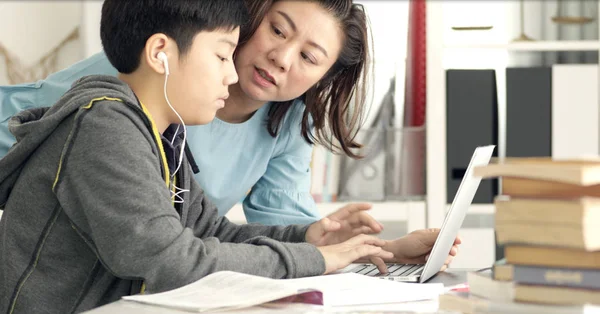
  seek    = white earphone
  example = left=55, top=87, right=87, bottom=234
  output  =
left=156, top=50, right=188, bottom=203
left=157, top=51, right=170, bottom=75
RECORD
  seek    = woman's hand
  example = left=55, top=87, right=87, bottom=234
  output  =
left=306, top=203, right=383, bottom=247
left=382, top=228, right=461, bottom=271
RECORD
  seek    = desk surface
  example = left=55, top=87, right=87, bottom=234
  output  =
left=84, top=270, right=468, bottom=314
left=425, top=269, right=467, bottom=286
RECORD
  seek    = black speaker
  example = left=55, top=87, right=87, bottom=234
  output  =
left=506, top=67, right=552, bottom=158
left=446, top=69, right=498, bottom=204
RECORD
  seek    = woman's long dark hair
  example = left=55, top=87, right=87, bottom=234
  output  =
left=239, top=0, right=371, bottom=159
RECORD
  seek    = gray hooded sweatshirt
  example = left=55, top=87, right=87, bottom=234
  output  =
left=0, top=75, right=325, bottom=314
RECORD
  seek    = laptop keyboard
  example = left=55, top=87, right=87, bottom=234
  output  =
left=350, top=263, right=424, bottom=277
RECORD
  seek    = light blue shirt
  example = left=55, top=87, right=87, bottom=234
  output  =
left=0, top=52, right=319, bottom=225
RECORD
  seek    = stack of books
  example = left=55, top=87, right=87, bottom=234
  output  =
left=439, top=157, right=600, bottom=313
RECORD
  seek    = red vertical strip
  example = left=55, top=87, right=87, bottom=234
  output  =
left=401, top=0, right=427, bottom=197
left=404, top=0, right=427, bottom=127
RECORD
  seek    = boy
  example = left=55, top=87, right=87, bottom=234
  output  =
left=0, top=1, right=393, bottom=313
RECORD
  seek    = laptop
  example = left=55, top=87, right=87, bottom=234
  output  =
left=348, top=145, right=495, bottom=283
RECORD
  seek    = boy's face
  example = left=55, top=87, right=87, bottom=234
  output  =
left=169, top=28, right=240, bottom=125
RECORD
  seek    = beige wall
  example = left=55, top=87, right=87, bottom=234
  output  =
left=0, top=1, right=85, bottom=85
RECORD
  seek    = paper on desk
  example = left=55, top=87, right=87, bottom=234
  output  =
left=123, top=271, right=301, bottom=312
left=122, top=271, right=443, bottom=312
left=285, top=273, right=444, bottom=307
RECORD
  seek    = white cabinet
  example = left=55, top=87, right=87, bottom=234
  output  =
left=425, top=0, right=600, bottom=228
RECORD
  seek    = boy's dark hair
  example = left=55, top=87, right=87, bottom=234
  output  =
left=101, top=0, right=249, bottom=74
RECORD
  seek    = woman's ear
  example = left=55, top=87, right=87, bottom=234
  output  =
left=143, top=33, right=171, bottom=75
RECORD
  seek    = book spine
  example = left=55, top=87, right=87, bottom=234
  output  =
left=494, top=198, right=585, bottom=225
left=505, top=246, right=600, bottom=270
left=496, top=224, right=590, bottom=250
left=513, top=265, right=600, bottom=290
left=493, top=264, right=513, bottom=281
left=501, top=177, right=600, bottom=198
left=467, top=272, right=514, bottom=302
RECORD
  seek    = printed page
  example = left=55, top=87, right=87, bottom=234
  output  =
left=284, top=273, right=444, bottom=306
left=123, top=271, right=303, bottom=312
left=123, top=271, right=444, bottom=311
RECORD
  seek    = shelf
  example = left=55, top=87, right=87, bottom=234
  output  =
left=469, top=204, right=495, bottom=214
left=446, top=203, right=495, bottom=215
left=444, top=40, right=600, bottom=51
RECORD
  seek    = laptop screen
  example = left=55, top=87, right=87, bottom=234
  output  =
left=419, top=145, right=495, bottom=282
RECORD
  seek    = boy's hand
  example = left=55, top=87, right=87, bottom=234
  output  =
left=306, top=203, right=384, bottom=246
left=317, top=234, right=393, bottom=275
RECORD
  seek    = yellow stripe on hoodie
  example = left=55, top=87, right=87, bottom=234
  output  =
left=53, top=97, right=124, bottom=190
left=138, top=101, right=170, bottom=188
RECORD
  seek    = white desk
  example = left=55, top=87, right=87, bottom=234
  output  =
left=83, top=270, right=468, bottom=313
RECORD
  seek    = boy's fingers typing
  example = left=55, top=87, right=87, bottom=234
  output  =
left=318, top=235, right=393, bottom=275
left=369, top=257, right=388, bottom=274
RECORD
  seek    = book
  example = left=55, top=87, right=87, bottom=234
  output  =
left=438, top=291, right=600, bottom=314
left=493, top=263, right=513, bottom=281
left=501, top=177, right=600, bottom=198
left=496, top=225, right=599, bottom=251
left=438, top=291, right=486, bottom=314
left=491, top=264, right=600, bottom=290
left=495, top=197, right=600, bottom=225
left=122, top=271, right=444, bottom=312
left=473, top=158, right=600, bottom=186
left=494, top=197, right=600, bottom=250
left=467, top=271, right=514, bottom=302
left=515, top=284, right=600, bottom=306
left=505, top=245, right=600, bottom=270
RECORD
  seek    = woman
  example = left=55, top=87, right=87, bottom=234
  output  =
left=0, top=0, right=371, bottom=225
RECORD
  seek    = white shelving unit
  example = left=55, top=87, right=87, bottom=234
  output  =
left=445, top=40, right=600, bottom=51
left=425, top=1, right=600, bottom=228
left=450, top=204, right=495, bottom=215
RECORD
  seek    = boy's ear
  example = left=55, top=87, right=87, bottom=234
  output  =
left=144, top=33, right=171, bottom=75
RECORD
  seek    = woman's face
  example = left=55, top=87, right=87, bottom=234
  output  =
left=234, top=1, right=344, bottom=103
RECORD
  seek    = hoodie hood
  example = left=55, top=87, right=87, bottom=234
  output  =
left=0, top=75, right=140, bottom=208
